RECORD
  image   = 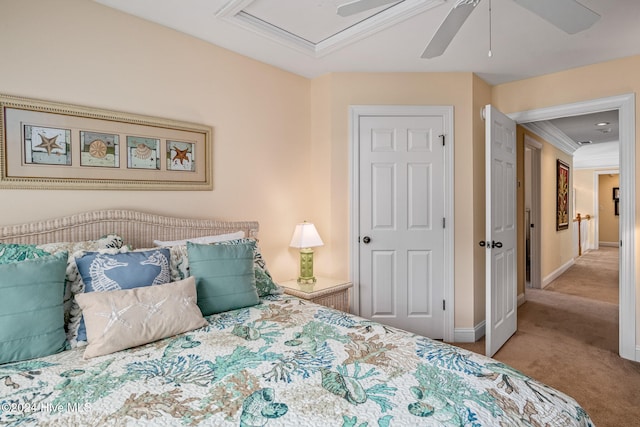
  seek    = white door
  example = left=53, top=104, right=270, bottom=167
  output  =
left=359, top=114, right=446, bottom=338
left=485, top=105, right=518, bottom=357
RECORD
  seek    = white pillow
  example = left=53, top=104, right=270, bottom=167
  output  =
left=76, top=276, right=207, bottom=359
left=153, top=231, right=245, bottom=247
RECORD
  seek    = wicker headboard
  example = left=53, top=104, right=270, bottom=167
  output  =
left=0, top=210, right=259, bottom=249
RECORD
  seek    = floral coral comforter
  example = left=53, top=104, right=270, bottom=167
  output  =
left=0, top=295, right=593, bottom=426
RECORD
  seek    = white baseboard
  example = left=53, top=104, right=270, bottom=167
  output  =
left=517, top=293, right=526, bottom=307
left=599, top=241, right=619, bottom=247
left=542, top=259, right=575, bottom=288
left=454, top=320, right=485, bottom=343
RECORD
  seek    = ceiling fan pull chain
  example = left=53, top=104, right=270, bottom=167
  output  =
left=488, top=0, right=493, bottom=57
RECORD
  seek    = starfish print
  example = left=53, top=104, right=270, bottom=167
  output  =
left=181, top=294, right=197, bottom=308
left=172, top=147, right=189, bottom=165
left=35, top=134, right=63, bottom=155
left=137, top=297, right=168, bottom=322
left=93, top=300, right=134, bottom=337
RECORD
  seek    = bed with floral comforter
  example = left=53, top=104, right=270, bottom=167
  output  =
left=1, top=294, right=593, bottom=426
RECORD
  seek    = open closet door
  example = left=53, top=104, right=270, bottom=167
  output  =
left=484, top=104, right=517, bottom=357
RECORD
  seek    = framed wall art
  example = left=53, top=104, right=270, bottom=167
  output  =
left=556, top=159, right=570, bottom=230
left=0, top=94, right=213, bottom=190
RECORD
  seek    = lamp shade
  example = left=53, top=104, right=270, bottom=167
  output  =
left=289, top=222, right=324, bottom=249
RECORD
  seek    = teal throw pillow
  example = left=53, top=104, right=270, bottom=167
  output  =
left=215, top=238, right=282, bottom=297
left=187, top=242, right=259, bottom=315
left=0, top=252, right=68, bottom=364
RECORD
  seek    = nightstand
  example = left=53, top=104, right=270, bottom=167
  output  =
left=280, top=277, right=353, bottom=312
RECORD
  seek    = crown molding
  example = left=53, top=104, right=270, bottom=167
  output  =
left=520, top=120, right=580, bottom=155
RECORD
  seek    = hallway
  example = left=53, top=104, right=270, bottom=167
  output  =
left=544, top=246, right=618, bottom=305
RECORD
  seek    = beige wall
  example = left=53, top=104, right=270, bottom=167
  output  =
left=492, top=54, right=640, bottom=347
left=0, top=0, right=311, bottom=281
left=599, top=174, right=620, bottom=244
left=472, top=75, right=492, bottom=326
left=540, top=135, right=574, bottom=281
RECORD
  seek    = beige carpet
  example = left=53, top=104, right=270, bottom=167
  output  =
left=453, top=248, right=640, bottom=427
left=545, top=247, right=619, bottom=305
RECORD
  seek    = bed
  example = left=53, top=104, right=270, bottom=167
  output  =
left=0, top=210, right=594, bottom=426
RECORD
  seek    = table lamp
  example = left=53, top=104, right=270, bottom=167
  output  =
left=289, top=221, right=323, bottom=284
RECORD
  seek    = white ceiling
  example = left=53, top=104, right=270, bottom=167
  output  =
left=93, top=0, right=640, bottom=85
left=93, top=0, right=627, bottom=168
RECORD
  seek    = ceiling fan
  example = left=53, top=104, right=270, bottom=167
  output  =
left=337, top=0, right=600, bottom=59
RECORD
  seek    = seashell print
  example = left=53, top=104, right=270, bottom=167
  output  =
left=408, top=401, right=435, bottom=417
left=134, top=143, right=153, bottom=159
left=88, top=139, right=107, bottom=158
left=232, top=325, right=261, bottom=341
left=344, top=376, right=367, bottom=404
left=321, top=368, right=368, bottom=405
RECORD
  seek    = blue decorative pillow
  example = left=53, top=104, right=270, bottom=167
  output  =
left=0, top=252, right=67, bottom=364
left=73, top=248, right=171, bottom=344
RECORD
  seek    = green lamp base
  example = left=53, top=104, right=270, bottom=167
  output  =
left=297, top=248, right=317, bottom=284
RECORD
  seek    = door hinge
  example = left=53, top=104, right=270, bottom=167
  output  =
left=442, top=217, right=446, bottom=228
left=442, top=299, right=446, bottom=310
left=440, top=134, right=445, bottom=146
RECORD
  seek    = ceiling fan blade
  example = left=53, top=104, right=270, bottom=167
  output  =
left=421, top=0, right=481, bottom=59
left=337, top=0, right=400, bottom=17
left=512, top=0, right=600, bottom=34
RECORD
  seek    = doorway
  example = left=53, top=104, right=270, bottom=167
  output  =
left=523, top=135, right=541, bottom=289
left=510, top=93, right=636, bottom=361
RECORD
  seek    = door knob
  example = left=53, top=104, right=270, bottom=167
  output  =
left=479, top=240, right=502, bottom=248
left=362, top=236, right=371, bottom=244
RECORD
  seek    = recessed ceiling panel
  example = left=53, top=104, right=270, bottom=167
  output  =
left=243, top=0, right=401, bottom=44
left=217, top=0, right=443, bottom=56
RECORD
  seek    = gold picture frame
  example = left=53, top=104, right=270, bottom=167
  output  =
left=556, top=159, right=570, bottom=230
left=0, top=94, right=213, bottom=190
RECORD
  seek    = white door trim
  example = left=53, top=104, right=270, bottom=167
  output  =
left=349, top=105, right=455, bottom=342
left=509, top=93, right=637, bottom=361
left=524, top=135, right=542, bottom=289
